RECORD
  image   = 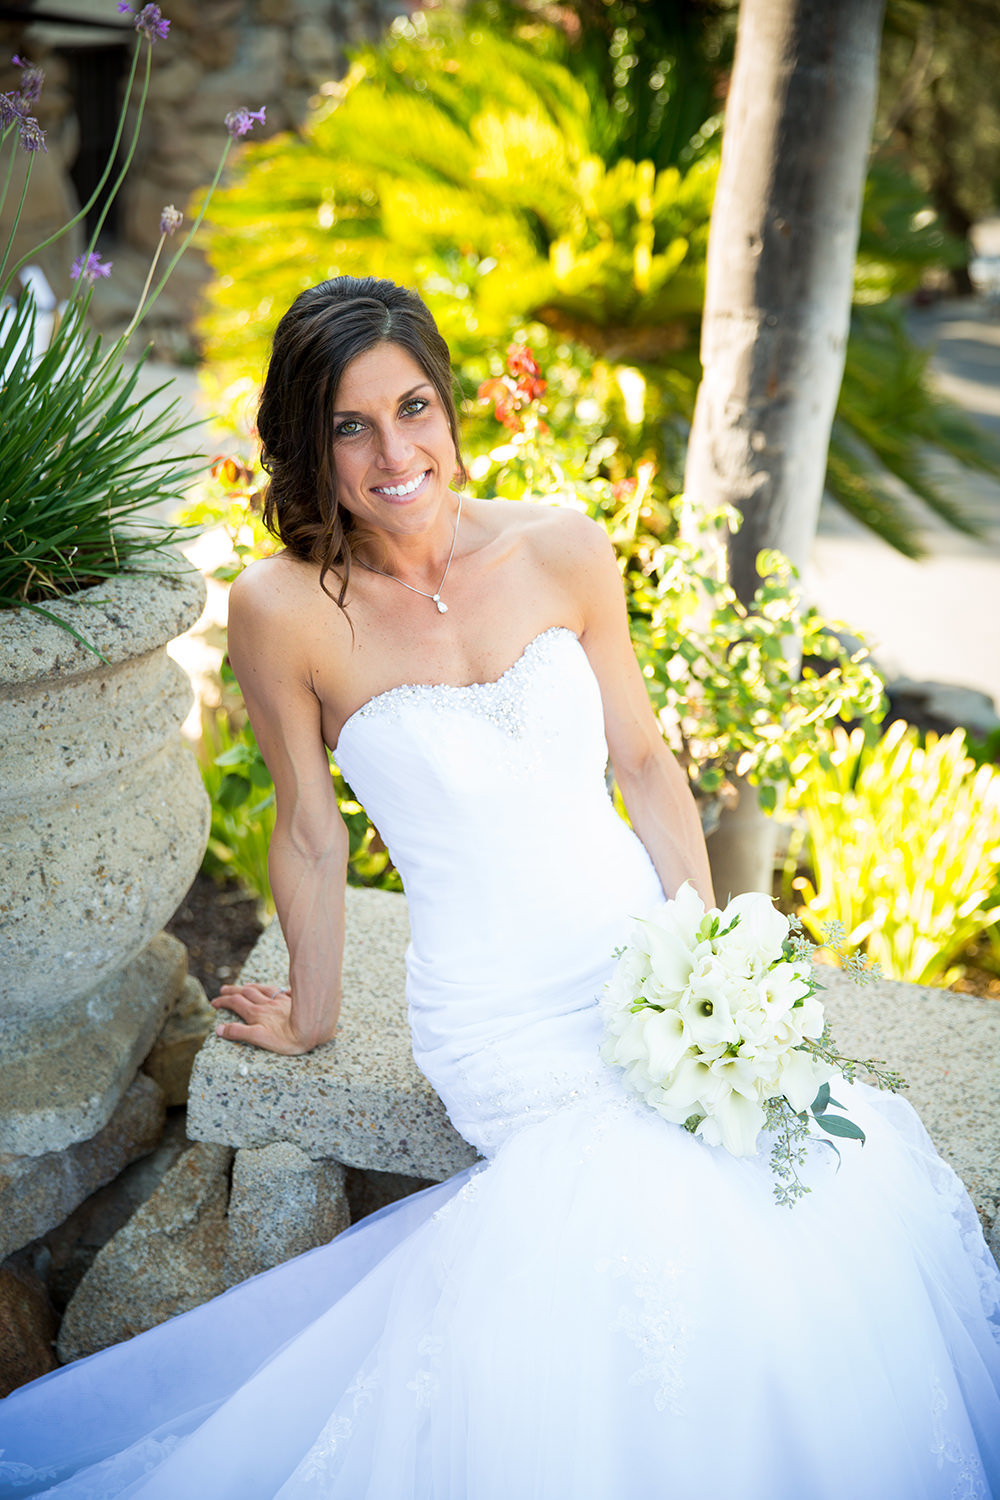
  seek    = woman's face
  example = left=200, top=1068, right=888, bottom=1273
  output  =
left=330, top=341, right=458, bottom=535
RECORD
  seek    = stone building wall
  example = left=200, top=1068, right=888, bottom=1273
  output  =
left=1, top=0, right=406, bottom=349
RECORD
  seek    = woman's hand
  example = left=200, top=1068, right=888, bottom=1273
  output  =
left=210, top=984, right=334, bottom=1056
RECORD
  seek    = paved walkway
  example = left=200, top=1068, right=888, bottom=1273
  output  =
left=809, top=297, right=1000, bottom=712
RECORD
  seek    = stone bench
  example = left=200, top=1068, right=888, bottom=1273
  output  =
left=189, top=887, right=476, bottom=1180
left=190, top=884, right=1000, bottom=1234
left=58, top=886, right=1000, bottom=1362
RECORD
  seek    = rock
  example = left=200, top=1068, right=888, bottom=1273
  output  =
left=57, top=1143, right=233, bottom=1364
left=345, top=1167, right=434, bottom=1224
left=290, top=20, right=342, bottom=78
left=42, top=1112, right=191, bottom=1311
left=0, top=1074, right=165, bottom=1261
left=885, top=679, right=1000, bottom=740
left=188, top=888, right=479, bottom=1180
left=226, top=1143, right=349, bottom=1284
left=143, top=975, right=218, bottom=1107
left=0, top=1255, right=60, bottom=1397
left=0, top=935, right=186, bottom=1156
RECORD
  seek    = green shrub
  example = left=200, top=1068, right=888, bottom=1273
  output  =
left=197, top=708, right=401, bottom=911
left=195, top=6, right=999, bottom=554
left=788, top=722, right=1000, bottom=987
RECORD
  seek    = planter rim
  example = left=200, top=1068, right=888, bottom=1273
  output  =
left=0, top=548, right=206, bottom=687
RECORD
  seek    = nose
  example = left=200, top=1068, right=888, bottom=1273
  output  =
left=374, top=420, right=414, bottom=470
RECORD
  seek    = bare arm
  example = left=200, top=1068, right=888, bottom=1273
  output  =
left=212, top=565, right=350, bottom=1053
left=565, top=515, right=716, bottom=908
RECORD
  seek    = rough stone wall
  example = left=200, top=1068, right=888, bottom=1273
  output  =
left=3, top=0, right=406, bottom=346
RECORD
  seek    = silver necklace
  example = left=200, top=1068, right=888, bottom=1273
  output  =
left=357, top=493, right=463, bottom=614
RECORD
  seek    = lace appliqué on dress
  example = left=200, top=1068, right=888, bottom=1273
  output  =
left=13, top=1435, right=182, bottom=1497
left=449, top=1047, right=618, bottom=1158
left=918, top=1142, right=1000, bottom=1344
left=284, top=1367, right=381, bottom=1492
left=930, top=1372, right=990, bottom=1499
left=350, top=627, right=575, bottom=747
left=430, top=1165, right=486, bottom=1225
left=0, top=1454, right=60, bottom=1492
left=596, top=1253, right=691, bottom=1417
left=406, top=1335, right=445, bottom=1411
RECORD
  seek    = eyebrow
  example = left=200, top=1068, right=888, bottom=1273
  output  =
left=331, top=382, right=434, bottom=418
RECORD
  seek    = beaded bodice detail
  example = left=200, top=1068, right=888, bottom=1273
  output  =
left=334, top=627, right=665, bottom=1155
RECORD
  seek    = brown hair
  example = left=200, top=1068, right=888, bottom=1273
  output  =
left=257, top=276, right=466, bottom=608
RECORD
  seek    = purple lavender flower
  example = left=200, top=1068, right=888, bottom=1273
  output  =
left=12, top=55, right=44, bottom=105
left=134, top=4, right=170, bottom=40
left=159, top=203, right=183, bottom=236
left=0, top=91, right=19, bottom=129
left=224, top=105, right=266, bottom=140
left=118, top=4, right=171, bottom=40
left=70, top=251, right=113, bottom=283
left=18, top=116, right=46, bottom=152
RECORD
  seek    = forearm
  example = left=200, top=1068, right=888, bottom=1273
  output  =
left=616, top=747, right=716, bottom=908
left=269, top=824, right=349, bottom=1048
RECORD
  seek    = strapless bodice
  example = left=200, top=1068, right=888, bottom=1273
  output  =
left=334, top=628, right=664, bottom=1153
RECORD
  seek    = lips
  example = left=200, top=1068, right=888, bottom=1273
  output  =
left=371, top=470, right=430, bottom=499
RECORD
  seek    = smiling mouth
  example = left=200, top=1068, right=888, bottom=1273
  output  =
left=372, top=471, right=429, bottom=498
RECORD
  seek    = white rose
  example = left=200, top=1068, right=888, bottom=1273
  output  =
left=602, top=945, right=650, bottom=1029
left=717, top=891, right=789, bottom=965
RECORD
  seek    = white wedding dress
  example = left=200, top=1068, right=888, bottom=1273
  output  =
left=2, top=626, right=999, bottom=1499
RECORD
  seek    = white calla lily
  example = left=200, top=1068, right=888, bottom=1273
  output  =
left=696, top=1090, right=767, bottom=1157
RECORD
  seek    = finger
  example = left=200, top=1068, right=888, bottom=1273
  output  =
left=214, top=1018, right=271, bottom=1048
left=213, top=1019, right=302, bottom=1055
left=211, top=995, right=262, bottom=1026
left=217, top=983, right=289, bottom=1002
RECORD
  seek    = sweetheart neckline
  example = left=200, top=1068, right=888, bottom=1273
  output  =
left=333, top=625, right=580, bottom=752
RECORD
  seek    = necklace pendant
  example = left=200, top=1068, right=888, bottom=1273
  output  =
left=433, top=596, right=448, bottom=614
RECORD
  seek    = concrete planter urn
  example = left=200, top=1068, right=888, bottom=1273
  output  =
left=0, top=552, right=209, bottom=1156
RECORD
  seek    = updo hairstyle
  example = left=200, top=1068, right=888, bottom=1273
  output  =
left=257, top=276, right=466, bottom=608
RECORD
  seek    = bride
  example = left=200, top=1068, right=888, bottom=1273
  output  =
left=1, top=276, right=998, bottom=1498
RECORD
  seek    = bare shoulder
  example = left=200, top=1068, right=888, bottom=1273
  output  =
left=229, top=551, right=313, bottom=621
left=474, top=497, right=611, bottom=564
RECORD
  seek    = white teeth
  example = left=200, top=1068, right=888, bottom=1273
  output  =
left=375, top=472, right=426, bottom=498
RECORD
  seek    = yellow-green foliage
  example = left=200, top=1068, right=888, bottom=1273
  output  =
left=790, top=722, right=1000, bottom=987
left=196, top=10, right=717, bottom=395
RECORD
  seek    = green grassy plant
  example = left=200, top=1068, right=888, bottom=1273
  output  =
left=0, top=295, right=202, bottom=625
left=0, top=14, right=265, bottom=648
left=198, top=708, right=401, bottom=911
left=788, top=722, right=1000, bottom=987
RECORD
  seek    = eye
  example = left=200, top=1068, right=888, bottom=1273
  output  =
left=334, top=418, right=365, bottom=438
left=401, top=397, right=428, bottom=417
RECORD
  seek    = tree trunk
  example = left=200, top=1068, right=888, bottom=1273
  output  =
left=682, top=0, right=886, bottom=897
left=684, top=0, right=886, bottom=603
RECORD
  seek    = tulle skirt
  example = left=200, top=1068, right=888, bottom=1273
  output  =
left=1, top=1082, right=999, bottom=1499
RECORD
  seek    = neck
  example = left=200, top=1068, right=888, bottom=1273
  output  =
left=355, top=492, right=462, bottom=584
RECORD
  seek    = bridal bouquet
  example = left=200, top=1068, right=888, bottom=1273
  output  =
left=600, top=884, right=903, bottom=1204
